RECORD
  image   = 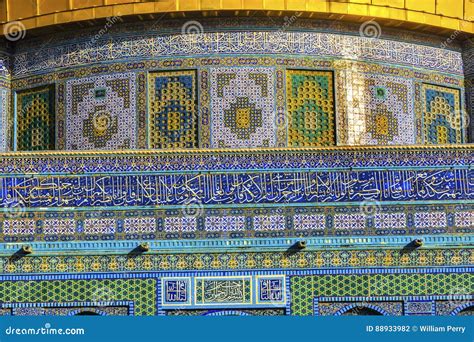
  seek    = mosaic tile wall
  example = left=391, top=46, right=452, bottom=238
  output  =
left=0, top=19, right=471, bottom=317
left=316, top=296, right=474, bottom=316
left=65, top=72, right=137, bottom=150
left=5, top=19, right=469, bottom=150
left=15, top=85, right=55, bottom=151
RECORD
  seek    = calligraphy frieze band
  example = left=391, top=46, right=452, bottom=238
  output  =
left=1, top=169, right=472, bottom=209
left=13, top=30, right=463, bottom=78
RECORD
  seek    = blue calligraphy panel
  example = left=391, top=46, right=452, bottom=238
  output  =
left=162, top=278, right=191, bottom=306
left=0, top=169, right=471, bottom=209
left=195, top=277, right=252, bottom=305
left=257, top=276, right=285, bottom=305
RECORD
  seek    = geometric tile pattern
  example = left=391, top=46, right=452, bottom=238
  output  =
left=374, top=213, right=406, bottom=230
left=1, top=206, right=472, bottom=242
left=65, top=73, right=137, bottom=150
left=4, top=21, right=472, bottom=320
left=210, top=67, right=276, bottom=148
left=454, top=211, right=474, bottom=228
left=463, top=39, right=474, bottom=142
left=0, top=279, right=156, bottom=315
left=148, top=70, right=198, bottom=149
left=286, top=70, right=335, bottom=147
left=293, top=214, right=325, bottom=230
left=163, top=217, right=197, bottom=232
left=12, top=55, right=467, bottom=149
left=123, top=218, right=156, bottom=234
left=421, top=84, right=463, bottom=144
left=83, top=218, right=116, bottom=234
left=204, top=216, right=245, bottom=231
left=468, top=76, right=474, bottom=141
left=362, top=74, right=415, bottom=145
left=0, top=144, right=469, bottom=172
left=291, top=273, right=474, bottom=315
left=0, top=249, right=470, bottom=274
left=405, top=301, right=433, bottom=314
left=254, top=215, right=285, bottom=231
left=334, top=214, right=365, bottom=230
left=2, top=219, right=35, bottom=235
left=16, top=85, right=55, bottom=151
left=414, top=212, right=447, bottom=229
left=43, top=219, right=75, bottom=235
left=436, top=301, right=474, bottom=316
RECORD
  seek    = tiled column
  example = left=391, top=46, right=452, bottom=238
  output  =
left=0, top=43, right=11, bottom=152
left=463, top=38, right=474, bottom=143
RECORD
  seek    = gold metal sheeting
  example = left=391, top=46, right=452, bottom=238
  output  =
left=0, top=0, right=473, bottom=35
